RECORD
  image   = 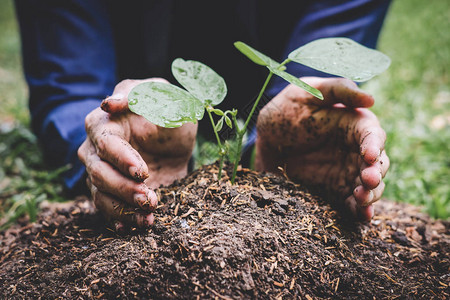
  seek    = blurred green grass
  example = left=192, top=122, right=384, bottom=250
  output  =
left=365, top=0, right=450, bottom=219
left=0, top=0, right=67, bottom=229
left=0, top=0, right=449, bottom=222
left=0, top=0, right=28, bottom=123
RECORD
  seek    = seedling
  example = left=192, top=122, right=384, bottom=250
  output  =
left=128, top=38, right=390, bottom=184
left=128, top=58, right=235, bottom=179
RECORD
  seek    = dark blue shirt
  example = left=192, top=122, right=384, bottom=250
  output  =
left=15, top=0, right=390, bottom=193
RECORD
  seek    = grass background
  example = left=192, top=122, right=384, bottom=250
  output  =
left=0, top=0, right=449, bottom=226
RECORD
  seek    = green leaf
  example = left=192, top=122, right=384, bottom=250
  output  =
left=211, top=108, right=224, bottom=116
left=128, top=82, right=204, bottom=128
left=267, top=66, right=324, bottom=100
left=172, top=58, right=227, bottom=106
left=234, top=41, right=281, bottom=68
left=215, top=117, right=224, bottom=132
left=288, top=37, right=391, bottom=82
left=224, top=115, right=232, bottom=128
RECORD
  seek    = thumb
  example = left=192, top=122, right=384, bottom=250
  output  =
left=101, top=93, right=129, bottom=114
left=299, top=77, right=375, bottom=108
left=101, top=78, right=170, bottom=114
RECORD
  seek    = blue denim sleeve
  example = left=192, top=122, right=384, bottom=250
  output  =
left=245, top=0, right=391, bottom=153
left=266, top=0, right=391, bottom=99
left=15, top=0, right=117, bottom=192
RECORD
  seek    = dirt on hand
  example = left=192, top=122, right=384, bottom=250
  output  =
left=1, top=164, right=449, bottom=299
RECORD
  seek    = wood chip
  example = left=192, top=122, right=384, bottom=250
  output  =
left=180, top=208, right=195, bottom=218
left=118, top=242, right=130, bottom=249
left=174, top=203, right=180, bottom=216
left=273, top=281, right=284, bottom=287
left=289, top=277, right=296, bottom=290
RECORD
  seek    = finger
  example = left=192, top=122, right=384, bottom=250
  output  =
left=337, top=109, right=385, bottom=164
left=298, top=77, right=375, bottom=108
left=353, top=181, right=385, bottom=207
left=88, top=127, right=149, bottom=181
left=379, top=150, right=390, bottom=178
left=359, top=148, right=389, bottom=189
left=356, top=204, right=375, bottom=222
left=77, top=139, right=90, bottom=166
left=360, top=162, right=382, bottom=189
left=81, top=138, right=157, bottom=211
left=101, top=78, right=169, bottom=114
left=101, top=93, right=129, bottom=114
left=344, top=195, right=374, bottom=221
left=359, top=124, right=386, bottom=164
left=87, top=177, right=154, bottom=228
left=87, top=157, right=158, bottom=211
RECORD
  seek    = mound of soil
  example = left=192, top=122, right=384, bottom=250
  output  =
left=1, top=164, right=449, bottom=299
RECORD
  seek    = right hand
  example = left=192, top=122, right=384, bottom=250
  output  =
left=78, top=79, right=197, bottom=228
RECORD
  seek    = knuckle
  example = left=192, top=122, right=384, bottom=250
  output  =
left=95, top=135, right=109, bottom=157
left=115, top=79, right=135, bottom=91
left=84, top=109, right=98, bottom=129
left=77, top=142, right=86, bottom=162
left=89, top=161, right=104, bottom=187
left=121, top=79, right=134, bottom=85
left=343, top=77, right=358, bottom=88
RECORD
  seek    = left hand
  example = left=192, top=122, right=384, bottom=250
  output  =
left=78, top=79, right=197, bottom=229
left=255, top=77, right=389, bottom=221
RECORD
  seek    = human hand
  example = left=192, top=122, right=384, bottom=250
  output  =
left=255, top=77, right=389, bottom=221
left=78, top=79, right=197, bottom=228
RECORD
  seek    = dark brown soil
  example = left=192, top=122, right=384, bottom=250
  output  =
left=1, top=164, right=449, bottom=299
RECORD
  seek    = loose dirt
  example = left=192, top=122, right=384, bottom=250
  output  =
left=1, top=164, right=449, bottom=299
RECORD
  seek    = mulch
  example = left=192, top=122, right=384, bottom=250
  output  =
left=1, top=164, right=449, bottom=299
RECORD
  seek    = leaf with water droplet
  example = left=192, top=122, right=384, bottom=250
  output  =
left=288, top=38, right=391, bottom=82
left=268, top=66, right=323, bottom=100
left=172, top=58, right=227, bottom=106
left=234, top=41, right=281, bottom=68
left=128, top=82, right=204, bottom=128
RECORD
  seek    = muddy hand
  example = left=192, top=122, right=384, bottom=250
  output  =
left=255, top=77, right=389, bottom=221
left=78, top=79, right=197, bottom=229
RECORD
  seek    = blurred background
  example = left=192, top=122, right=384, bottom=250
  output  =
left=0, top=0, right=448, bottom=228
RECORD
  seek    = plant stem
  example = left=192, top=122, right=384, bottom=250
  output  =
left=230, top=71, right=274, bottom=183
left=206, top=108, right=224, bottom=180
left=230, top=130, right=244, bottom=184
left=241, top=72, right=274, bottom=133
left=217, top=153, right=224, bottom=180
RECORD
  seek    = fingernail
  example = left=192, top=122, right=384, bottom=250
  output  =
left=130, top=166, right=147, bottom=182
left=361, top=190, right=376, bottom=207
left=148, top=190, right=159, bottom=209
left=134, top=193, right=148, bottom=209
left=129, top=166, right=140, bottom=179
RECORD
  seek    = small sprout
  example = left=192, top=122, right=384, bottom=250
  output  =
left=129, top=58, right=232, bottom=179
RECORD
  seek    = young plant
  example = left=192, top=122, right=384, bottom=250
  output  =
left=128, top=58, right=234, bottom=179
